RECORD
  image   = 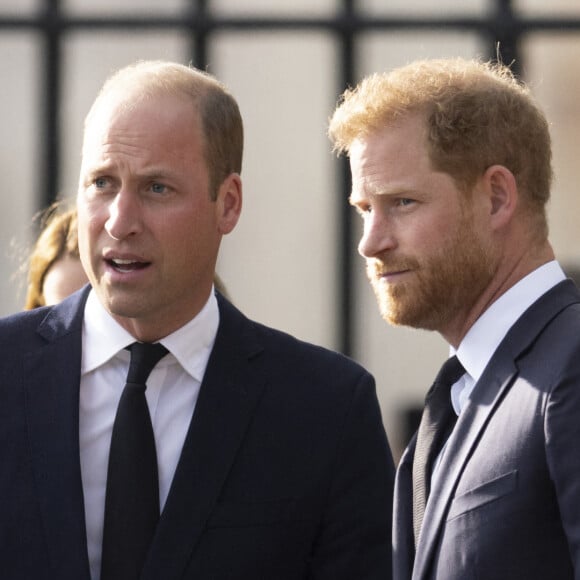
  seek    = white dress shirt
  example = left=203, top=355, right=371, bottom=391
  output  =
left=79, top=289, right=219, bottom=580
left=430, top=261, right=566, bottom=483
left=451, top=260, right=566, bottom=412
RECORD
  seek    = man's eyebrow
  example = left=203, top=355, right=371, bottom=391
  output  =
left=139, top=167, right=182, bottom=180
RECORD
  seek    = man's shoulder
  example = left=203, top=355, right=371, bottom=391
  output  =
left=0, top=308, right=53, bottom=361
left=0, top=288, right=87, bottom=347
left=0, top=306, right=49, bottom=333
left=218, top=296, right=371, bottom=382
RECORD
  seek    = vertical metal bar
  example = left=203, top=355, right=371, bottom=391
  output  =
left=490, top=0, right=522, bottom=77
left=337, top=0, right=357, bottom=356
left=41, top=0, right=62, bottom=211
left=188, top=0, right=209, bottom=71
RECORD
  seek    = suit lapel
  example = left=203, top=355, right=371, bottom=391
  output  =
left=411, top=280, right=580, bottom=579
left=142, top=297, right=267, bottom=580
left=412, top=355, right=516, bottom=579
left=25, top=289, right=91, bottom=578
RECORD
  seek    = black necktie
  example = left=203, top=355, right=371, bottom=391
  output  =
left=412, top=355, right=465, bottom=546
left=101, top=342, right=169, bottom=580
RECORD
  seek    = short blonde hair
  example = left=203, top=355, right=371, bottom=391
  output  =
left=85, top=60, right=243, bottom=199
left=329, top=58, right=552, bottom=231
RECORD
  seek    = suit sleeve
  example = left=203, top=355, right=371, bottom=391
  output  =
left=307, top=372, right=395, bottom=580
left=545, top=355, right=580, bottom=577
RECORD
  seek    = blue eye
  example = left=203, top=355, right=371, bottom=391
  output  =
left=151, top=182, right=166, bottom=194
left=94, top=177, right=108, bottom=189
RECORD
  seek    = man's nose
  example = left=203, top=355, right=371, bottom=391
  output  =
left=358, top=211, right=397, bottom=258
left=104, top=189, right=142, bottom=240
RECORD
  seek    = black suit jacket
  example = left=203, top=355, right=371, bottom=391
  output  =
left=393, top=280, right=580, bottom=580
left=0, top=287, right=394, bottom=579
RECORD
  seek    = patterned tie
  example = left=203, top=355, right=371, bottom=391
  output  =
left=412, top=355, right=465, bottom=546
left=101, top=342, right=169, bottom=580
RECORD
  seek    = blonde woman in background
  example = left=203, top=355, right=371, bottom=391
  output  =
left=24, top=202, right=88, bottom=309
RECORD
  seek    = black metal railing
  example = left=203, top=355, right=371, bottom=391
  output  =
left=2, top=0, right=580, bottom=354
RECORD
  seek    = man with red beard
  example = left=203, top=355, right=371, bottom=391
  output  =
left=329, top=58, right=580, bottom=580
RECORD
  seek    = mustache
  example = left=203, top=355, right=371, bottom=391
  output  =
left=367, top=257, right=420, bottom=276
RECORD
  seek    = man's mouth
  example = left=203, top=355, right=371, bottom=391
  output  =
left=378, top=270, right=410, bottom=282
left=107, top=258, right=150, bottom=273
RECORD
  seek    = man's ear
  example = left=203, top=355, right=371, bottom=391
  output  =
left=216, top=173, right=242, bottom=235
left=483, top=164, right=519, bottom=230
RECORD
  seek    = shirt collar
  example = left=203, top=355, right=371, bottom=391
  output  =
left=81, top=288, right=220, bottom=382
left=453, top=260, right=566, bottom=385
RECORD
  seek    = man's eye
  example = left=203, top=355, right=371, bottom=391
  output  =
left=94, top=177, right=108, bottom=188
left=397, top=198, right=414, bottom=207
left=151, top=182, right=166, bottom=194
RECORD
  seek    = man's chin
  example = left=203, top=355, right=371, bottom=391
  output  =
left=378, top=297, right=434, bottom=330
left=99, top=289, right=144, bottom=320
left=380, top=307, right=413, bottom=328
left=378, top=298, right=406, bottom=327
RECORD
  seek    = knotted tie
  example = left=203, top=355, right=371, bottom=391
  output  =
left=412, top=355, right=465, bottom=546
left=101, top=342, right=169, bottom=580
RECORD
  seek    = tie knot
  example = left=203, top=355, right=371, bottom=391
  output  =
left=434, top=355, right=465, bottom=389
left=126, top=342, right=169, bottom=386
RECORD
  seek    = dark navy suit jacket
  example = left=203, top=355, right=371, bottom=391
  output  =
left=0, top=287, right=394, bottom=579
left=393, top=280, right=580, bottom=580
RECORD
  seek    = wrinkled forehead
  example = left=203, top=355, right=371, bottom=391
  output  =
left=83, top=88, right=140, bottom=144
left=82, top=89, right=201, bottom=149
